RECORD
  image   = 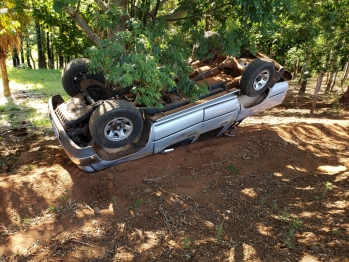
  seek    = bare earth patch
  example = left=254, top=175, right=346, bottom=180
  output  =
left=0, top=84, right=349, bottom=261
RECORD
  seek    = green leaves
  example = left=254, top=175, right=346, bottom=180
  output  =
left=87, top=19, right=209, bottom=108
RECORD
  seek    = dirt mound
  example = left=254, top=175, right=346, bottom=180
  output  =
left=1, top=113, right=348, bottom=261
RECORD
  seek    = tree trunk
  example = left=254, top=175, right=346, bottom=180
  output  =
left=310, top=72, right=323, bottom=114
left=293, top=58, right=299, bottom=79
left=340, top=61, right=349, bottom=87
left=330, top=71, right=338, bottom=92
left=26, top=36, right=32, bottom=68
left=59, top=55, right=64, bottom=69
left=46, top=32, right=55, bottom=69
left=30, top=53, right=36, bottom=69
left=299, top=47, right=311, bottom=94
left=324, top=72, right=329, bottom=85
left=20, top=41, right=25, bottom=64
left=0, top=50, right=11, bottom=97
left=325, top=72, right=334, bottom=93
left=63, top=6, right=102, bottom=46
left=36, top=23, right=47, bottom=69
left=339, top=86, right=349, bottom=109
left=12, top=47, right=20, bottom=67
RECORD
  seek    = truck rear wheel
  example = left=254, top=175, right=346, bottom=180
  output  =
left=240, top=58, right=275, bottom=97
left=62, top=58, right=105, bottom=97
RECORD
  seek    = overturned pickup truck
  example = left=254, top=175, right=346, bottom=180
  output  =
left=49, top=50, right=292, bottom=172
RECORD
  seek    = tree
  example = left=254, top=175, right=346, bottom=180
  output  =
left=53, top=0, right=293, bottom=107
left=0, top=0, right=29, bottom=97
left=32, top=0, right=93, bottom=69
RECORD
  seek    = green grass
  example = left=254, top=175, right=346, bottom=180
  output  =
left=183, top=237, right=191, bottom=249
left=6, top=67, right=65, bottom=97
left=133, top=198, right=142, bottom=210
left=216, top=225, right=224, bottom=244
left=0, top=67, right=68, bottom=129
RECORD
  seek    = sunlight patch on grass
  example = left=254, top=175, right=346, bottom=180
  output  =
left=0, top=67, right=67, bottom=129
left=0, top=96, right=7, bottom=105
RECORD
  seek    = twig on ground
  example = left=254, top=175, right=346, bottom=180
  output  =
left=169, top=208, right=189, bottom=216
left=69, top=238, right=95, bottom=247
left=143, top=173, right=174, bottom=184
left=46, top=235, right=94, bottom=259
left=202, top=160, right=225, bottom=167
left=158, top=205, right=173, bottom=236
left=83, top=202, right=94, bottom=211
left=1, top=232, right=16, bottom=236
left=184, top=160, right=225, bottom=170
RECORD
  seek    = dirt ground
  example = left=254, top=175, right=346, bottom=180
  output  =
left=0, top=84, right=349, bottom=261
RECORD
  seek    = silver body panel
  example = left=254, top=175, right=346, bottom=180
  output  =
left=49, top=81, right=289, bottom=172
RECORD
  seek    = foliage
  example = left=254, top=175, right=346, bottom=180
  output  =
left=3, top=0, right=349, bottom=105
left=183, top=237, right=191, bottom=249
left=227, top=165, right=240, bottom=174
left=87, top=19, right=207, bottom=108
left=133, top=198, right=142, bottom=210
left=59, top=0, right=295, bottom=106
left=33, top=0, right=93, bottom=58
left=216, top=224, right=224, bottom=244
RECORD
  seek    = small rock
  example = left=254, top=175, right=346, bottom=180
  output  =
left=94, top=207, right=101, bottom=215
left=107, top=181, right=113, bottom=189
left=309, top=245, right=318, bottom=251
left=106, top=173, right=114, bottom=181
left=334, top=240, right=343, bottom=248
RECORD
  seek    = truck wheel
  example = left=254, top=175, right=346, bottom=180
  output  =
left=89, top=100, right=143, bottom=148
left=240, top=58, right=275, bottom=97
left=62, top=58, right=105, bottom=97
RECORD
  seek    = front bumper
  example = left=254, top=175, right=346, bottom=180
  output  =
left=49, top=95, right=102, bottom=169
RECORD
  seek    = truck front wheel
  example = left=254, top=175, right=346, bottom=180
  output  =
left=89, top=100, right=143, bottom=148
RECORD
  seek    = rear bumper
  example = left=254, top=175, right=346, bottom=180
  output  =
left=48, top=95, right=101, bottom=168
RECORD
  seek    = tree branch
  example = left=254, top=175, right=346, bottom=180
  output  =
left=63, top=6, right=102, bottom=47
left=94, top=0, right=107, bottom=12
left=75, top=0, right=81, bottom=13
left=163, top=3, right=232, bottom=23
left=151, top=0, right=167, bottom=16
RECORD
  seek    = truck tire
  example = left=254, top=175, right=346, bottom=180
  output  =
left=62, top=58, right=105, bottom=97
left=240, top=58, right=275, bottom=97
left=89, top=100, right=143, bottom=148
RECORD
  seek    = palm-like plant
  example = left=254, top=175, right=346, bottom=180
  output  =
left=0, top=0, right=28, bottom=97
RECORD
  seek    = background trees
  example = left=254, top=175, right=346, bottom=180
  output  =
left=0, top=0, right=29, bottom=96
left=1, top=0, right=349, bottom=108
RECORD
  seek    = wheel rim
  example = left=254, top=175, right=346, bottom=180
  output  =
left=104, top=117, right=134, bottom=141
left=253, top=70, right=270, bottom=91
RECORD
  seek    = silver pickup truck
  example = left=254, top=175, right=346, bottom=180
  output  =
left=48, top=51, right=292, bottom=172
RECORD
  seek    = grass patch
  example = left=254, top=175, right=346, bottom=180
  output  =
left=133, top=198, right=142, bottom=210
left=0, top=101, right=21, bottom=112
left=6, top=67, right=66, bottom=98
left=216, top=224, right=224, bottom=244
left=0, top=67, right=67, bottom=129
